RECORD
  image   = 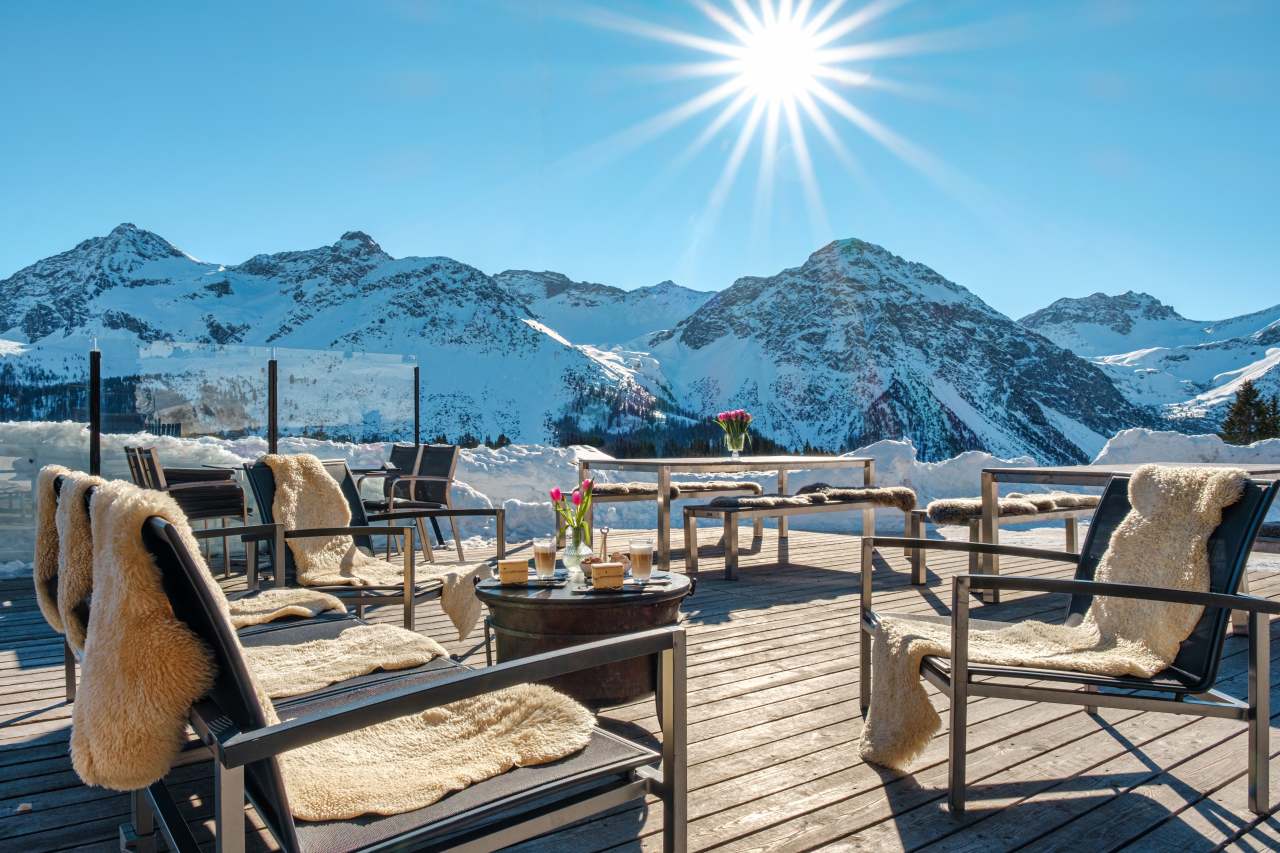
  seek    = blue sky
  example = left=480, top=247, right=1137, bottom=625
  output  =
left=1, top=0, right=1276, bottom=319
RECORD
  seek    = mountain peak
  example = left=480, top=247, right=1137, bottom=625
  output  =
left=335, top=230, right=386, bottom=256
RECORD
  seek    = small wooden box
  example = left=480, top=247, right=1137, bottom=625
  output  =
left=591, top=561, right=625, bottom=590
left=497, top=558, right=528, bottom=585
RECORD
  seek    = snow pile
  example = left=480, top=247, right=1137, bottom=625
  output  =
left=4, top=421, right=1275, bottom=569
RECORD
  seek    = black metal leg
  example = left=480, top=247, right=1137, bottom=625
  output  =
left=430, top=516, right=446, bottom=547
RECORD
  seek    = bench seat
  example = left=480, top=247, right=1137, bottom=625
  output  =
left=683, top=486, right=917, bottom=580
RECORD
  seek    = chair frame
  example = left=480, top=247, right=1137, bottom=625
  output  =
left=126, top=515, right=689, bottom=853
left=358, top=444, right=505, bottom=563
left=859, top=474, right=1279, bottom=817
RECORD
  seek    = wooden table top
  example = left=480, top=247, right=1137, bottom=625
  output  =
left=984, top=461, right=1280, bottom=483
left=580, top=455, right=872, bottom=470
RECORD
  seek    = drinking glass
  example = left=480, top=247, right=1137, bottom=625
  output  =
left=532, top=538, right=558, bottom=580
left=629, top=539, right=654, bottom=583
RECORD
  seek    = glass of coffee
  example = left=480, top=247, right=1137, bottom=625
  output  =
left=532, top=538, right=558, bottom=580
left=630, top=539, right=654, bottom=583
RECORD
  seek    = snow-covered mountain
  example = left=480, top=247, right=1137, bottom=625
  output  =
left=2, top=224, right=1172, bottom=461
left=493, top=270, right=711, bottom=347
left=1020, top=291, right=1280, bottom=357
left=643, top=239, right=1154, bottom=462
left=1020, top=290, right=1280, bottom=426
left=0, top=224, right=659, bottom=443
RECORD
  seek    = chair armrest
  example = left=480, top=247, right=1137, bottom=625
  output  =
left=212, top=626, right=685, bottom=767
left=284, top=525, right=414, bottom=540
left=367, top=507, right=499, bottom=522
left=192, top=523, right=280, bottom=543
left=958, top=574, right=1280, bottom=615
left=866, top=535, right=1079, bottom=564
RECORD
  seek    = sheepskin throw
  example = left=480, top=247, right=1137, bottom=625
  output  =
left=55, top=470, right=106, bottom=652
left=226, top=587, right=347, bottom=629
left=925, top=497, right=1039, bottom=525
left=265, top=682, right=595, bottom=820
left=676, top=480, right=764, bottom=496
left=860, top=464, right=1248, bottom=770
left=71, top=481, right=218, bottom=790
left=33, top=464, right=71, bottom=632
left=710, top=485, right=915, bottom=511
left=243, top=622, right=446, bottom=698
left=591, top=481, right=680, bottom=499
left=263, top=453, right=486, bottom=639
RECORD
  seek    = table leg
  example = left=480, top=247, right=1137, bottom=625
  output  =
left=777, top=469, right=789, bottom=539
left=979, top=472, right=999, bottom=604
left=657, top=466, right=672, bottom=571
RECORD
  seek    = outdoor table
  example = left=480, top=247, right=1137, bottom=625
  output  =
left=476, top=564, right=692, bottom=706
left=978, top=462, right=1280, bottom=615
left=578, top=454, right=875, bottom=570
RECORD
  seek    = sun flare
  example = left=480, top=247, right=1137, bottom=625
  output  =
left=581, top=0, right=970, bottom=244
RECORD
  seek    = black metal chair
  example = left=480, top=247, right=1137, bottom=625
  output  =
left=127, top=514, right=687, bottom=853
left=245, top=458, right=483, bottom=630
left=860, top=475, right=1280, bottom=816
left=360, top=443, right=503, bottom=562
left=125, top=446, right=248, bottom=575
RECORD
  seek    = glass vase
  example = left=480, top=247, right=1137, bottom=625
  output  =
left=724, top=432, right=747, bottom=459
left=561, top=524, right=594, bottom=576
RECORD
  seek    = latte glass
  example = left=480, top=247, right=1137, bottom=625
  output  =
left=532, top=538, right=558, bottom=579
left=629, top=539, right=654, bottom=582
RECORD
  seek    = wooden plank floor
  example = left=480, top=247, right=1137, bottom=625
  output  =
left=3, top=526, right=1280, bottom=851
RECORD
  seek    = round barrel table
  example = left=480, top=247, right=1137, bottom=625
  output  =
left=476, top=566, right=692, bottom=706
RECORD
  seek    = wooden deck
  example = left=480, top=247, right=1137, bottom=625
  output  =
left=3, top=526, right=1280, bottom=851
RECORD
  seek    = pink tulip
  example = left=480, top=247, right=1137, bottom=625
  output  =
left=581, top=478, right=594, bottom=492
left=549, top=487, right=562, bottom=502
left=571, top=489, right=582, bottom=506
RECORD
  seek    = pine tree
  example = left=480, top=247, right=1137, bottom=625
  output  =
left=1265, top=394, right=1280, bottom=440
left=1220, top=380, right=1266, bottom=445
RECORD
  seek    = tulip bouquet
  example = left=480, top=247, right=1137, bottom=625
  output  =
left=550, top=480, right=595, bottom=570
left=715, top=409, right=753, bottom=457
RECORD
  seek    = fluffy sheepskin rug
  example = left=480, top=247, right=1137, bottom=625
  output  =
left=711, top=485, right=916, bottom=511
left=269, top=682, right=595, bottom=821
left=55, top=470, right=106, bottom=651
left=244, top=623, right=446, bottom=698
left=264, top=453, right=486, bottom=639
left=925, top=497, right=1039, bottom=524
left=33, top=464, right=71, bottom=632
left=226, top=587, right=346, bottom=629
left=860, top=464, right=1248, bottom=770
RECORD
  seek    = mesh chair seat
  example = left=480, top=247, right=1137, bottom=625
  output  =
left=168, top=480, right=246, bottom=521
left=238, top=612, right=657, bottom=853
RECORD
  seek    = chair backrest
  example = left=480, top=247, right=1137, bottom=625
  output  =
left=141, top=517, right=301, bottom=852
left=243, top=458, right=374, bottom=579
left=126, top=447, right=168, bottom=490
left=386, top=443, right=457, bottom=505
left=1065, top=474, right=1279, bottom=692
left=123, top=448, right=146, bottom=487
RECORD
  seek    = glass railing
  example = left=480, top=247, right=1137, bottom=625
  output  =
left=275, top=346, right=417, bottom=444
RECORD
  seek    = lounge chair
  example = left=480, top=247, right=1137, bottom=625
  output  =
left=245, top=458, right=502, bottom=630
left=359, top=443, right=503, bottom=562
left=127, top=513, right=688, bottom=853
left=125, top=446, right=248, bottom=575
left=860, top=474, right=1280, bottom=816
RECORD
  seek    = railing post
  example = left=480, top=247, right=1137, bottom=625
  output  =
left=88, top=343, right=101, bottom=475
left=413, top=363, right=420, bottom=446
left=267, top=355, right=278, bottom=455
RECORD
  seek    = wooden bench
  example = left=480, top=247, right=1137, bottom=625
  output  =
left=577, top=480, right=769, bottom=540
left=910, top=491, right=1100, bottom=580
left=682, top=486, right=916, bottom=580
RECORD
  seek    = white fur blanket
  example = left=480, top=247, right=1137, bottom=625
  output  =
left=860, top=464, right=1248, bottom=769
left=33, top=464, right=71, bottom=632
left=55, top=470, right=106, bottom=652
left=227, top=587, right=347, bottom=629
left=264, top=453, right=485, bottom=639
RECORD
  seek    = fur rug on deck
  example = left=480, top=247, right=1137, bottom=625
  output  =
left=860, top=464, right=1248, bottom=770
left=33, top=464, right=71, bottom=632
left=227, top=587, right=347, bottom=629
left=264, top=453, right=486, bottom=639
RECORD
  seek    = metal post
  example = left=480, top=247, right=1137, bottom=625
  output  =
left=88, top=345, right=101, bottom=475
left=267, top=356, right=278, bottom=455
left=413, top=364, right=421, bottom=446
left=1248, top=609, right=1270, bottom=814
left=214, top=762, right=245, bottom=852
left=949, top=576, right=970, bottom=816
left=660, top=630, right=688, bottom=853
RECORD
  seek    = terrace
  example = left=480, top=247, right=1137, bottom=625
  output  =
left=3, top=342, right=1280, bottom=853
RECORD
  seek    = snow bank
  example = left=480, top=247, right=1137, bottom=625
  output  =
left=4, top=421, right=1276, bottom=568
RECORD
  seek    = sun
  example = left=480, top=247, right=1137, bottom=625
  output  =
left=734, top=14, right=822, bottom=103
left=579, top=0, right=969, bottom=244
